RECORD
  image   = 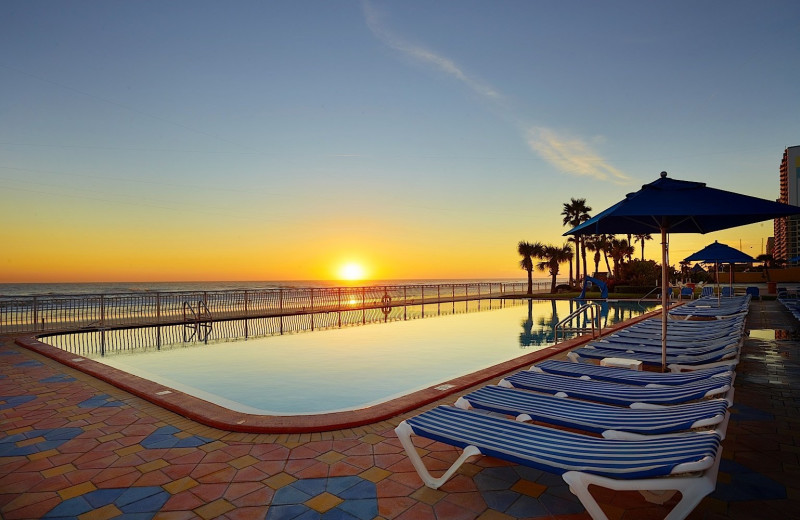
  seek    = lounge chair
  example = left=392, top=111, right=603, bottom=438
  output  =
left=456, top=385, right=730, bottom=436
left=568, top=343, right=740, bottom=370
left=721, top=286, right=733, bottom=297
left=498, top=371, right=733, bottom=406
left=745, top=286, right=760, bottom=299
left=531, top=359, right=733, bottom=386
left=701, top=286, right=714, bottom=297
left=395, top=405, right=723, bottom=520
left=680, top=287, right=694, bottom=300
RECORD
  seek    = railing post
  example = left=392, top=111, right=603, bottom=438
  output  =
left=279, top=289, right=284, bottom=312
left=338, top=287, right=342, bottom=310
left=100, top=295, right=105, bottom=328
left=310, top=288, right=315, bottom=312
left=33, top=296, right=38, bottom=332
left=156, top=293, right=161, bottom=324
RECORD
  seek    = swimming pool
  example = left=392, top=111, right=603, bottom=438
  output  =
left=40, top=299, right=657, bottom=415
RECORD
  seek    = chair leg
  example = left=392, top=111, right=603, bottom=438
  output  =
left=394, top=421, right=482, bottom=490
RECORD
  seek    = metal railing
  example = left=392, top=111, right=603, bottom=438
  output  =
left=0, top=281, right=551, bottom=334
left=553, top=302, right=601, bottom=343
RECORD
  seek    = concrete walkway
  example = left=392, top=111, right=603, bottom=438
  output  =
left=1, top=300, right=798, bottom=519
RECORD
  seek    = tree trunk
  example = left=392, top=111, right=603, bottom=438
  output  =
left=581, top=238, right=588, bottom=281
left=575, top=237, right=581, bottom=285
left=527, top=268, right=533, bottom=295
left=550, top=272, right=557, bottom=293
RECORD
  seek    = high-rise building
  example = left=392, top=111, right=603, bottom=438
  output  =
left=774, top=145, right=800, bottom=262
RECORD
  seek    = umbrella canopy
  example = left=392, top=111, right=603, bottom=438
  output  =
left=565, top=171, right=800, bottom=371
left=684, top=241, right=755, bottom=264
left=685, top=241, right=755, bottom=296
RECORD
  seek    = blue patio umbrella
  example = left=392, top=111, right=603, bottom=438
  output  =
left=565, top=171, right=800, bottom=371
left=684, top=240, right=755, bottom=297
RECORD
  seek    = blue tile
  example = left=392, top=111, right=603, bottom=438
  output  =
left=336, top=498, right=378, bottom=520
left=84, top=488, right=125, bottom=508
left=272, top=485, right=314, bottom=505
left=44, top=427, right=84, bottom=441
left=325, top=476, right=363, bottom=495
left=15, top=360, right=43, bottom=367
left=141, top=436, right=179, bottom=449
left=42, top=496, right=93, bottom=517
left=481, top=490, right=520, bottom=511
left=265, top=504, right=312, bottom=520
left=478, top=466, right=520, bottom=484
left=336, top=480, right=375, bottom=500
left=505, top=495, right=549, bottom=517
left=119, top=489, right=170, bottom=513
left=292, top=477, right=328, bottom=497
left=115, top=486, right=165, bottom=508
left=322, top=508, right=359, bottom=520
left=540, top=491, right=585, bottom=515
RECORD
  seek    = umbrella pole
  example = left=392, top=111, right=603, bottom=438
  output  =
left=661, top=226, right=668, bottom=372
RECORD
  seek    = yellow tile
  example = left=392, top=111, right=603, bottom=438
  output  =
left=59, top=481, right=97, bottom=500
left=7, top=426, right=33, bottom=435
left=511, top=480, right=547, bottom=498
left=29, top=449, right=59, bottom=461
left=163, top=476, right=199, bottom=494
left=264, top=472, right=297, bottom=490
left=69, top=413, right=93, bottom=421
left=305, top=492, right=343, bottom=513
left=199, top=440, right=227, bottom=452
left=359, top=467, right=391, bottom=483
left=195, top=498, right=235, bottom=519
left=137, top=459, right=170, bottom=473
left=17, top=436, right=46, bottom=447
left=115, top=444, right=144, bottom=457
left=79, top=504, right=122, bottom=520
left=411, top=486, right=446, bottom=505
left=230, top=454, right=259, bottom=469
left=42, top=464, right=77, bottom=478
left=360, top=433, right=385, bottom=445
left=316, top=451, right=347, bottom=465
left=476, top=510, right=515, bottom=520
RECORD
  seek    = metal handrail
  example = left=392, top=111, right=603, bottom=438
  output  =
left=637, top=286, right=672, bottom=306
left=554, top=303, right=601, bottom=343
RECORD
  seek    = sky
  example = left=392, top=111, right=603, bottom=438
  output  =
left=1, top=1, right=799, bottom=283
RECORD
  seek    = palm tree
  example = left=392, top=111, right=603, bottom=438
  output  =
left=596, top=234, right=614, bottom=275
left=584, top=236, right=601, bottom=278
left=561, top=198, right=592, bottom=286
left=633, top=233, right=653, bottom=260
left=537, top=243, right=573, bottom=293
left=609, top=238, right=634, bottom=279
left=518, top=241, right=545, bottom=295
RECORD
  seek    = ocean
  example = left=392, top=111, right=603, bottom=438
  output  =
left=0, top=278, right=566, bottom=297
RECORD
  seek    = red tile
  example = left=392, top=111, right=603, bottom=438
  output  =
left=376, top=478, right=416, bottom=498
left=230, top=486, right=275, bottom=508
left=0, top=472, right=45, bottom=494
left=161, top=490, right=206, bottom=511
left=190, top=462, right=230, bottom=480
left=288, top=460, right=329, bottom=479
left=196, top=466, right=237, bottom=485
left=189, top=482, right=228, bottom=503
left=433, top=498, right=478, bottom=520
left=231, top=466, right=269, bottom=483
left=220, top=505, right=270, bottom=520
left=73, top=452, right=119, bottom=470
left=223, top=481, right=263, bottom=501
left=133, top=469, right=172, bottom=487
left=163, top=463, right=200, bottom=480
left=252, top=459, right=285, bottom=477
left=2, top=494, right=61, bottom=520
left=395, top=501, right=436, bottom=520
left=328, top=461, right=362, bottom=477
left=378, top=496, right=418, bottom=519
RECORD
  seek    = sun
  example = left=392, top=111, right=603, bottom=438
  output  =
left=338, top=262, right=366, bottom=281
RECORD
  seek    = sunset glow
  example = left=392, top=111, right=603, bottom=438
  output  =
left=339, top=262, right=367, bottom=281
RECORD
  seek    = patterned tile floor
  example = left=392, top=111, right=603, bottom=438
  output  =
left=1, top=300, right=799, bottom=519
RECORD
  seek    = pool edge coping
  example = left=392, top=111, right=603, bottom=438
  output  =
left=13, top=305, right=668, bottom=433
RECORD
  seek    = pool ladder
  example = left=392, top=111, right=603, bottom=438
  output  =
left=183, top=300, right=213, bottom=342
left=553, top=303, right=601, bottom=343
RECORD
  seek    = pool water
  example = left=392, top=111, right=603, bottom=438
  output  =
left=42, top=299, right=657, bottom=414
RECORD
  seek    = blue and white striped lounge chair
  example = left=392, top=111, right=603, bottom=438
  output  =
left=395, top=405, right=723, bottom=520
left=590, top=337, right=739, bottom=353
left=456, top=385, right=730, bottom=436
left=531, top=359, right=733, bottom=386
left=568, top=344, right=740, bottom=369
left=701, top=286, right=714, bottom=297
left=498, top=371, right=733, bottom=406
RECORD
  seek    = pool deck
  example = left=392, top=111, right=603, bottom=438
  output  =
left=1, top=300, right=798, bottom=519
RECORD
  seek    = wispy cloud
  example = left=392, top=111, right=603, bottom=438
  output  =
left=361, top=1, right=630, bottom=183
left=526, top=127, right=632, bottom=184
left=362, top=0, right=500, bottom=100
